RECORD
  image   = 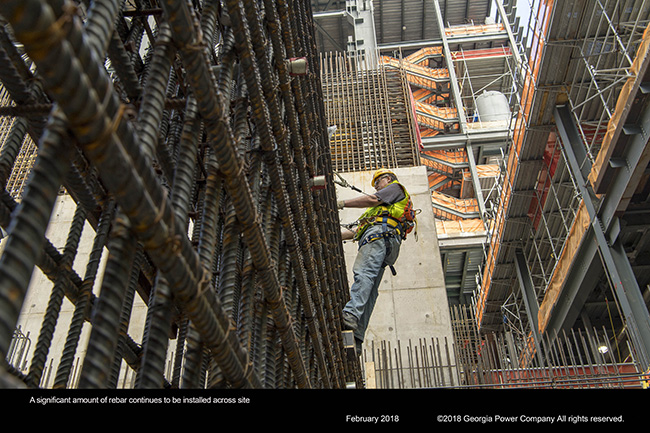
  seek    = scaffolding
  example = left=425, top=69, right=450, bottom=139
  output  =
left=473, top=0, right=650, bottom=380
left=3, top=0, right=650, bottom=393
left=377, top=1, right=519, bottom=306
left=368, top=0, right=650, bottom=386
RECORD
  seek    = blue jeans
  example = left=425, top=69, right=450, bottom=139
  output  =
left=343, top=224, right=401, bottom=342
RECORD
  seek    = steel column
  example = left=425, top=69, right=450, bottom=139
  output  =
left=555, top=105, right=650, bottom=369
left=466, top=142, right=487, bottom=223
left=514, top=250, right=541, bottom=339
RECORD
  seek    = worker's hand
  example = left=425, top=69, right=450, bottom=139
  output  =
left=341, top=226, right=355, bottom=240
left=337, top=200, right=345, bottom=210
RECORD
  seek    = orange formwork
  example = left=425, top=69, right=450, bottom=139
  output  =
left=444, top=22, right=505, bottom=38
left=381, top=48, right=455, bottom=135
left=451, top=46, right=512, bottom=61
left=383, top=44, right=515, bottom=135
left=380, top=55, right=450, bottom=92
left=428, top=172, right=455, bottom=190
left=436, top=218, right=486, bottom=236
left=421, top=149, right=468, bottom=176
left=414, top=103, right=458, bottom=130
left=405, top=46, right=443, bottom=64
left=431, top=191, right=480, bottom=220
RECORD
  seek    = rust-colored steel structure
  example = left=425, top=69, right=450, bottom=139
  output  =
left=0, top=0, right=359, bottom=389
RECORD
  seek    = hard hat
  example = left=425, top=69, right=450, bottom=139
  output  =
left=372, top=168, right=396, bottom=186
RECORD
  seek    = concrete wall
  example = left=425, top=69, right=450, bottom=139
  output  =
left=336, top=166, right=456, bottom=387
left=3, top=194, right=149, bottom=387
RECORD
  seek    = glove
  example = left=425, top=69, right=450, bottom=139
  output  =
left=337, top=200, right=345, bottom=210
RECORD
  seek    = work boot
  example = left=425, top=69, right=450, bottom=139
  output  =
left=342, top=311, right=358, bottom=331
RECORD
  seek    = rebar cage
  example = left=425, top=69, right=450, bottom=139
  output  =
left=0, top=0, right=361, bottom=389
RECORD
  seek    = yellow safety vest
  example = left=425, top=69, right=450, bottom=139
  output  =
left=354, top=181, right=411, bottom=242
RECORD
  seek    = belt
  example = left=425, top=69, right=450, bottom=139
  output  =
left=358, top=225, right=402, bottom=248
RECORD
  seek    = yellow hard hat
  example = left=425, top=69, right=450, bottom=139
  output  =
left=372, top=168, right=396, bottom=186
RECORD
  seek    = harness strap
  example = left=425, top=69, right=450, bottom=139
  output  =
left=358, top=231, right=378, bottom=247
left=358, top=228, right=401, bottom=248
left=372, top=213, right=405, bottom=237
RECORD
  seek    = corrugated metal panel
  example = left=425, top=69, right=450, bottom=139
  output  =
left=443, top=247, right=485, bottom=303
left=376, top=0, right=410, bottom=44
left=311, top=0, right=492, bottom=53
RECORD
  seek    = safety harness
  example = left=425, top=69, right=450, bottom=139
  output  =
left=357, top=215, right=404, bottom=248
left=354, top=180, right=417, bottom=247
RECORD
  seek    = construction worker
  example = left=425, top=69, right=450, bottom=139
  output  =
left=337, top=169, right=415, bottom=355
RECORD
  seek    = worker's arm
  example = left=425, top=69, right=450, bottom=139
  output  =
left=337, top=194, right=381, bottom=209
left=340, top=226, right=356, bottom=240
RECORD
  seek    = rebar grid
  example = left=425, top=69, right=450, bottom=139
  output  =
left=320, top=51, right=419, bottom=173
left=0, top=0, right=360, bottom=389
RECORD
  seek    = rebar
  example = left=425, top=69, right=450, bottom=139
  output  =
left=437, top=305, right=648, bottom=389
left=365, top=328, right=648, bottom=389
left=26, top=200, right=86, bottom=388
left=77, top=212, right=135, bottom=389
left=321, top=51, right=418, bottom=173
left=0, top=0, right=356, bottom=389
left=53, top=200, right=115, bottom=389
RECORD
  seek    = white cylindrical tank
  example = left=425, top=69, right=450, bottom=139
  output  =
left=475, top=90, right=511, bottom=122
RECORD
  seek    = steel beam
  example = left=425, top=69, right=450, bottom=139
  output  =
left=495, top=0, right=523, bottom=82
left=420, top=129, right=510, bottom=151
left=596, top=109, right=650, bottom=232
left=554, top=105, right=650, bottom=369
left=466, top=142, right=487, bottom=223
left=345, top=0, right=379, bottom=68
left=541, top=230, right=602, bottom=337
left=378, top=33, right=509, bottom=52
left=312, top=10, right=347, bottom=19
left=514, top=249, right=540, bottom=336
left=433, top=0, right=468, bottom=134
